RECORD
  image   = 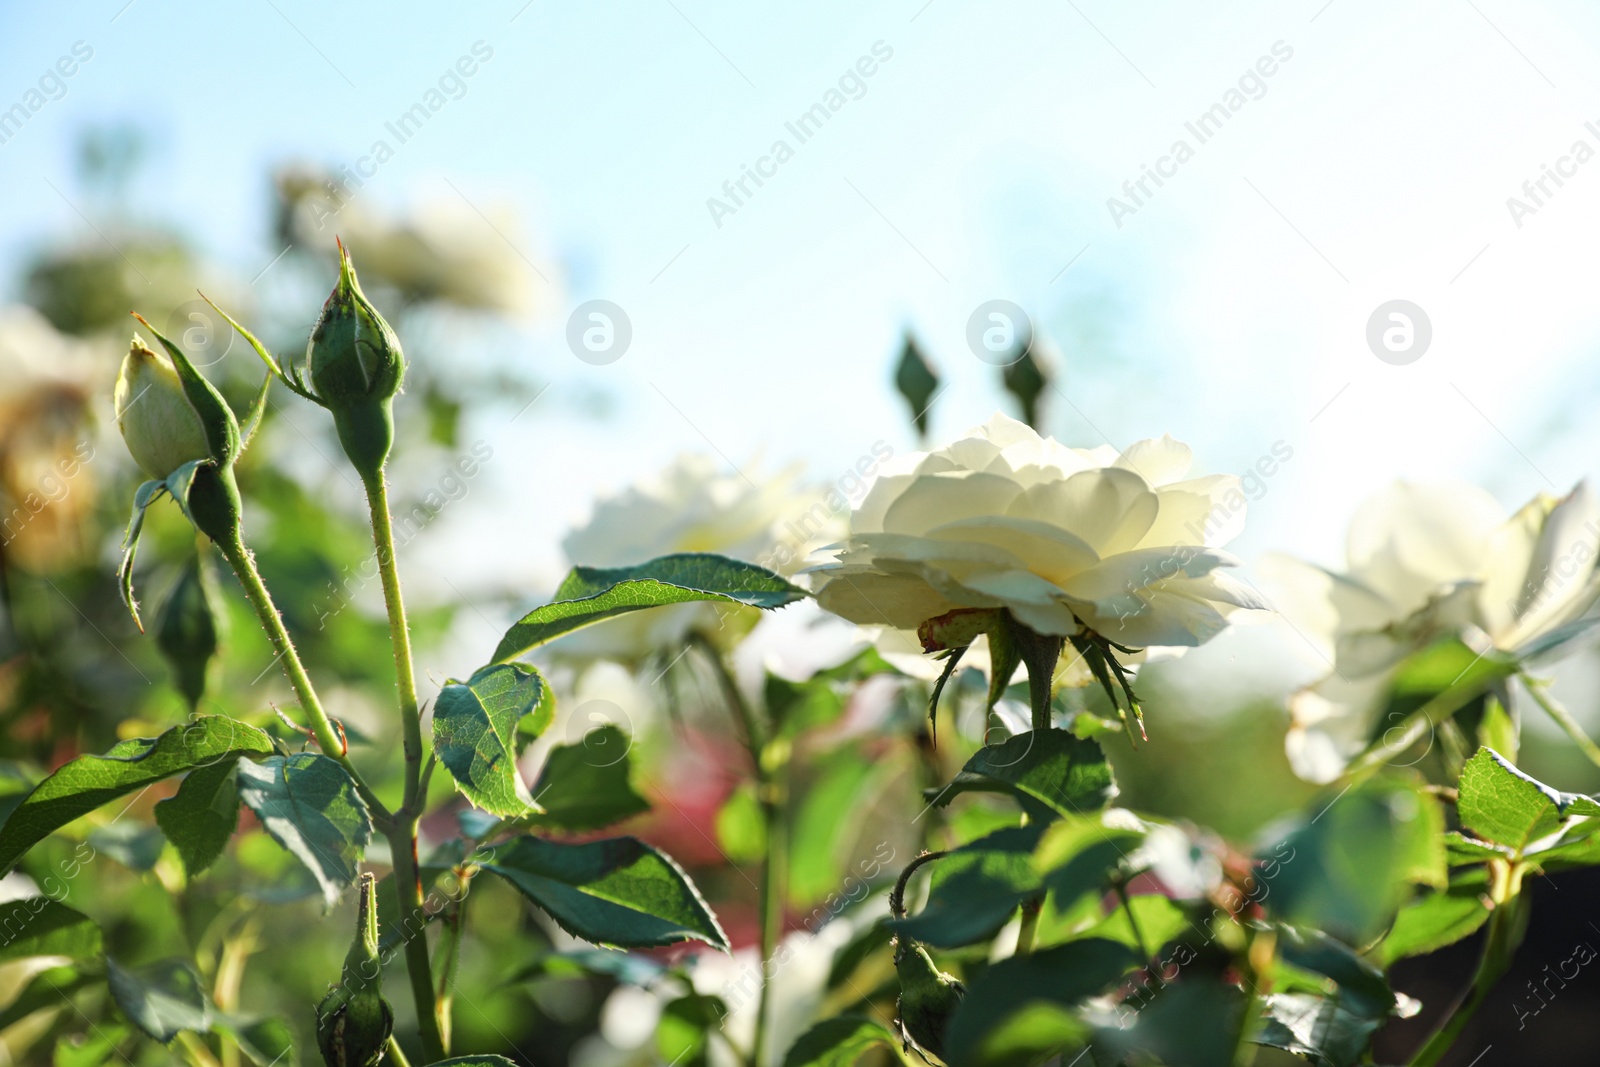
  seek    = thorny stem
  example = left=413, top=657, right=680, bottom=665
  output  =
left=360, top=468, right=447, bottom=1062
left=215, top=533, right=390, bottom=824
left=691, top=631, right=783, bottom=1067
left=890, top=851, right=950, bottom=920
left=1520, top=672, right=1600, bottom=770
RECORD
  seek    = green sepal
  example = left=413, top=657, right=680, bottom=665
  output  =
left=132, top=312, right=240, bottom=469
left=200, top=293, right=323, bottom=405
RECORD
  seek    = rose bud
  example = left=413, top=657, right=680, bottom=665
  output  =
left=113, top=336, right=212, bottom=479
left=307, top=242, right=405, bottom=482
left=316, top=872, right=394, bottom=1067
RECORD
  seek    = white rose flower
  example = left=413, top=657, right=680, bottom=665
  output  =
left=811, top=414, right=1264, bottom=655
left=553, top=454, right=839, bottom=664
left=1267, top=480, right=1600, bottom=781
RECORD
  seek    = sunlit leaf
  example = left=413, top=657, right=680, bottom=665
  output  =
left=1379, top=888, right=1492, bottom=965
left=1456, top=747, right=1600, bottom=852
left=492, top=553, right=806, bottom=662
left=0, top=716, right=273, bottom=875
left=0, top=899, right=101, bottom=962
left=236, top=754, right=372, bottom=908
left=893, top=828, right=1043, bottom=948
left=478, top=835, right=728, bottom=950
left=927, top=731, right=1115, bottom=820
left=783, top=1015, right=901, bottom=1067
left=433, top=663, right=552, bottom=817
left=945, top=939, right=1129, bottom=1067
left=154, top=758, right=241, bottom=876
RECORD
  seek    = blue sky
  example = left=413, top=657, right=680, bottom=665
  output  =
left=6, top=0, right=1600, bottom=601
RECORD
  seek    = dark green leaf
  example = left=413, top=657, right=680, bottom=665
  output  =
left=1261, top=778, right=1445, bottom=944
left=1094, top=975, right=1246, bottom=1067
left=506, top=948, right=666, bottom=986
left=529, top=726, right=649, bottom=832
left=0, top=716, right=274, bottom=874
left=1081, top=894, right=1191, bottom=955
left=927, top=731, right=1115, bottom=820
left=0, top=899, right=101, bottom=962
left=1457, top=747, right=1600, bottom=852
left=1379, top=888, right=1492, bottom=965
left=946, top=939, right=1130, bottom=1067
left=492, top=553, right=807, bottom=662
left=1351, top=638, right=1517, bottom=772
left=893, top=334, right=940, bottom=438
left=783, top=1015, right=901, bottom=1067
left=433, top=663, right=552, bottom=817
left=106, top=957, right=210, bottom=1043
left=1033, top=815, right=1144, bottom=914
left=1256, top=992, right=1386, bottom=1067
left=479, top=835, right=728, bottom=950
left=893, top=828, right=1043, bottom=948
left=86, top=822, right=167, bottom=872
left=236, top=754, right=372, bottom=908
left=154, top=759, right=241, bottom=876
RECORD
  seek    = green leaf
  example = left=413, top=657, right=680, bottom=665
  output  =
left=479, top=835, right=729, bottom=950
left=789, top=752, right=886, bottom=906
left=657, top=992, right=727, bottom=1067
left=1094, top=975, right=1247, bottom=1067
left=945, top=939, right=1130, bottom=1067
left=155, top=758, right=241, bottom=876
left=492, top=553, right=807, bottom=662
left=0, top=965, right=94, bottom=1032
left=106, top=957, right=211, bottom=1043
left=236, top=754, right=372, bottom=908
left=1082, top=894, right=1191, bottom=955
left=0, top=899, right=101, bottom=962
left=53, top=1024, right=130, bottom=1067
left=1261, top=777, right=1445, bottom=944
left=1378, top=888, right=1492, bottom=965
left=154, top=550, right=224, bottom=710
left=433, top=663, right=552, bottom=817
left=529, top=726, right=649, bottom=832
left=425, top=1060, right=520, bottom=1066
left=1257, top=993, right=1388, bottom=1067
left=715, top=783, right=766, bottom=865
left=893, top=828, right=1043, bottom=948
left=1457, top=747, right=1600, bottom=852
left=0, top=716, right=274, bottom=874
left=927, top=731, right=1115, bottom=821
left=86, top=822, right=167, bottom=871
left=893, top=334, right=940, bottom=438
left=1351, top=638, right=1517, bottom=772
left=214, top=1014, right=296, bottom=1066
left=783, top=1015, right=902, bottom=1067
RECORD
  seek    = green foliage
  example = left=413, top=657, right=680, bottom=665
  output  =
left=1456, top=746, right=1600, bottom=851
left=236, top=753, right=373, bottom=908
left=478, top=835, right=730, bottom=950
left=0, top=716, right=273, bottom=874
left=0, top=898, right=101, bottom=962
left=154, top=550, right=224, bottom=709
left=106, top=957, right=211, bottom=1043
left=892, top=334, right=940, bottom=438
left=528, top=725, right=649, bottom=831
left=945, top=939, right=1130, bottom=1066
left=433, top=662, right=554, bottom=816
left=154, top=758, right=241, bottom=875
left=1261, top=777, right=1444, bottom=944
left=784, top=1015, right=902, bottom=1067
left=928, top=730, right=1115, bottom=820
left=492, top=553, right=807, bottom=662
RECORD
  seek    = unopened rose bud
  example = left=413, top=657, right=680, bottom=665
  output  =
left=316, top=872, right=394, bottom=1067
left=307, top=242, right=405, bottom=481
left=113, top=337, right=212, bottom=480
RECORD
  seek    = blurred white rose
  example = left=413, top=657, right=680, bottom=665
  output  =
left=276, top=168, right=551, bottom=317
left=553, top=455, right=839, bottom=664
left=811, top=414, right=1264, bottom=664
left=1266, top=480, right=1600, bottom=781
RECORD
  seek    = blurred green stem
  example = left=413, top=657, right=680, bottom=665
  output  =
left=1520, top=672, right=1600, bottom=769
left=360, top=468, right=447, bottom=1062
left=1409, top=886, right=1526, bottom=1066
left=215, top=533, right=389, bottom=823
left=1014, top=900, right=1040, bottom=955
left=385, top=1035, right=413, bottom=1067
left=691, top=631, right=783, bottom=1067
